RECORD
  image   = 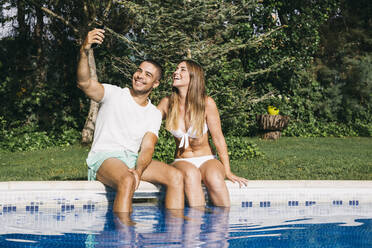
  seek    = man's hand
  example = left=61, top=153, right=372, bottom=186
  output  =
left=82, top=28, right=105, bottom=50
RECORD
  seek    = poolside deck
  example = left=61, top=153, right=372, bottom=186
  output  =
left=1, top=180, right=372, bottom=209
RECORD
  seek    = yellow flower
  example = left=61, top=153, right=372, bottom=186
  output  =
left=267, top=105, right=279, bottom=115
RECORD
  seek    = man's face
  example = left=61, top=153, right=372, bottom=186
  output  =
left=132, top=62, right=160, bottom=95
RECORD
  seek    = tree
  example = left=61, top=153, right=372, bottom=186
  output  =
left=315, top=0, right=372, bottom=134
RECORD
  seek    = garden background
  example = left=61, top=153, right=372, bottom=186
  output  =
left=0, top=0, right=371, bottom=180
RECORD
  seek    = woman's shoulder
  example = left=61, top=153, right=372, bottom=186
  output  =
left=158, top=95, right=171, bottom=106
left=157, top=96, right=171, bottom=117
left=205, top=96, right=217, bottom=108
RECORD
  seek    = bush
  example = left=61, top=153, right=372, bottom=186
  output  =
left=283, top=120, right=360, bottom=137
left=0, top=120, right=80, bottom=152
left=225, top=136, right=264, bottom=160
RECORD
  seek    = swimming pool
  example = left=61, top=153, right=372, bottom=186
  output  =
left=1, top=180, right=372, bottom=247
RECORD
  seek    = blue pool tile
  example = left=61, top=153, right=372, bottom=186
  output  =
left=260, top=201, right=270, bottom=207
left=305, top=201, right=316, bottom=206
left=333, top=200, right=343, bottom=205
left=288, top=201, right=299, bottom=206
left=349, top=200, right=359, bottom=206
left=241, top=201, right=253, bottom=207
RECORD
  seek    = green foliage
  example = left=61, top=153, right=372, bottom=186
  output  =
left=0, top=0, right=371, bottom=140
left=153, top=128, right=176, bottom=164
left=0, top=120, right=80, bottom=152
left=283, top=120, right=358, bottom=137
left=225, top=136, right=264, bottom=160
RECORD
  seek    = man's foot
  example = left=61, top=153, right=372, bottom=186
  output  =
left=114, top=212, right=137, bottom=226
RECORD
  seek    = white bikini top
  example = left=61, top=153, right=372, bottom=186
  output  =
left=170, top=123, right=208, bottom=148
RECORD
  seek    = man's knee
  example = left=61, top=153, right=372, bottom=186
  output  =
left=116, top=173, right=136, bottom=192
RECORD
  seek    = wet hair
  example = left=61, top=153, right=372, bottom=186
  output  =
left=143, top=59, right=163, bottom=81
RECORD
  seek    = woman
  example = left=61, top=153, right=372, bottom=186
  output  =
left=157, top=60, right=248, bottom=207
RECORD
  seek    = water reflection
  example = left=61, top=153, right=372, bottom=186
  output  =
left=89, top=207, right=230, bottom=247
left=1, top=205, right=372, bottom=247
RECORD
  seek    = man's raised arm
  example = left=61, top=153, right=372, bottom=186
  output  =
left=77, top=29, right=105, bottom=102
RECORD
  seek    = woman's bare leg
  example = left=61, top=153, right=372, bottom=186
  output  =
left=200, top=159, right=230, bottom=207
left=173, top=161, right=206, bottom=207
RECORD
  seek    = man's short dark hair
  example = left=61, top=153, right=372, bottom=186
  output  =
left=144, top=59, right=163, bottom=81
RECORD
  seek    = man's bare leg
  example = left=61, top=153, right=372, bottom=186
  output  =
left=96, top=158, right=136, bottom=213
left=141, top=160, right=184, bottom=209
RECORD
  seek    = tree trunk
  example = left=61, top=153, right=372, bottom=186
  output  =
left=35, top=7, right=46, bottom=87
left=262, top=131, right=282, bottom=140
left=81, top=49, right=99, bottom=145
left=256, top=114, right=290, bottom=140
left=17, top=0, right=27, bottom=39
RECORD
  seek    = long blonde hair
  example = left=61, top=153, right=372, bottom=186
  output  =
left=166, top=60, right=206, bottom=137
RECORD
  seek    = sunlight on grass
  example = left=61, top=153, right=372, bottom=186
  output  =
left=0, top=137, right=371, bottom=181
left=231, top=137, right=372, bottom=180
left=0, top=145, right=90, bottom=181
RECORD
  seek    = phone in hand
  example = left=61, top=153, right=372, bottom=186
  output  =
left=91, top=24, right=105, bottom=49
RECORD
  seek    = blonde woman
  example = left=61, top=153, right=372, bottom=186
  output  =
left=157, top=60, right=248, bottom=207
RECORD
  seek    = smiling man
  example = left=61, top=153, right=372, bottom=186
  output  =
left=77, top=28, right=184, bottom=221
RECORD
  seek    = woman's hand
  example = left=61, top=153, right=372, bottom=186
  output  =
left=128, top=169, right=140, bottom=190
left=226, top=171, right=249, bottom=188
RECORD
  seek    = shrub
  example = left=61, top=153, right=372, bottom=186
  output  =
left=0, top=121, right=80, bottom=152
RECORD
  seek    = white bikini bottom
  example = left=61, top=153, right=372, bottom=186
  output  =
left=173, top=155, right=216, bottom=168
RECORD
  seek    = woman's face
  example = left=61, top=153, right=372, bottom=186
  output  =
left=172, top=61, right=190, bottom=88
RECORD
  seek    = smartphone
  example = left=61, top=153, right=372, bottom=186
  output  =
left=91, top=24, right=105, bottom=49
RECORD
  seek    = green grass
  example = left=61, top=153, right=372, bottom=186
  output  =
left=0, top=137, right=371, bottom=181
left=232, top=137, right=372, bottom=180
left=0, top=145, right=90, bottom=181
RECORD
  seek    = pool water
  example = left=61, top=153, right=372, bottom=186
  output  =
left=1, top=204, right=372, bottom=247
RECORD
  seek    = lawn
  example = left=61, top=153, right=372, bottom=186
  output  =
left=235, top=137, right=372, bottom=180
left=0, top=137, right=371, bottom=181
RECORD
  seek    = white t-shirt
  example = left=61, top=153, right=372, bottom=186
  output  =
left=88, top=84, right=162, bottom=155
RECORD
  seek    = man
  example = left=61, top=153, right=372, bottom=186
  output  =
left=77, top=28, right=184, bottom=218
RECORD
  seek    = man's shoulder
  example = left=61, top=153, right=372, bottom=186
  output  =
left=103, top=83, right=129, bottom=91
left=147, top=102, right=162, bottom=119
left=102, top=84, right=130, bottom=98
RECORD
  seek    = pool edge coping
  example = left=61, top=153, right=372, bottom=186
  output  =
left=1, top=180, right=372, bottom=192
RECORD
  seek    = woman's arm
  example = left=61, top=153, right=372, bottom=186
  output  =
left=206, top=96, right=248, bottom=187
left=157, top=96, right=170, bottom=120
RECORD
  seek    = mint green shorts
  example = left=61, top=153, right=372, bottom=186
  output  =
left=86, top=150, right=138, bottom=181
